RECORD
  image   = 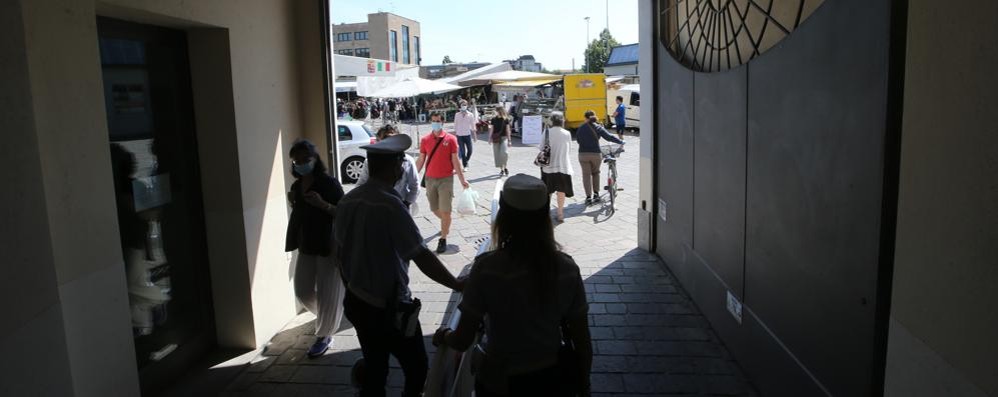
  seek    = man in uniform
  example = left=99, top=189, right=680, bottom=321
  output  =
left=336, top=134, right=464, bottom=397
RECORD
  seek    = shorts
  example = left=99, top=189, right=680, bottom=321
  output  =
left=616, top=123, right=625, bottom=134
left=425, top=175, right=454, bottom=213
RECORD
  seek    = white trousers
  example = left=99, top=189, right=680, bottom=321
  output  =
left=294, top=253, right=346, bottom=337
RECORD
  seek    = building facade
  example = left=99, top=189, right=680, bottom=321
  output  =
left=604, top=43, right=638, bottom=76
left=504, top=55, right=543, bottom=72
left=420, top=62, right=490, bottom=80
left=2, top=0, right=336, bottom=395
left=332, top=12, right=421, bottom=65
left=636, top=1, right=998, bottom=396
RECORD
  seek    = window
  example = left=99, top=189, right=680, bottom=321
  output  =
left=336, top=32, right=351, bottom=42
left=401, top=26, right=410, bottom=64
left=354, top=31, right=368, bottom=40
left=354, top=48, right=371, bottom=58
left=630, top=92, right=640, bottom=107
left=414, top=36, right=421, bottom=65
left=338, top=125, right=352, bottom=142
left=336, top=49, right=354, bottom=56
left=390, top=30, right=398, bottom=62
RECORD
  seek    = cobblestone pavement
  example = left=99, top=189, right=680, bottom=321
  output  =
left=222, top=121, right=757, bottom=396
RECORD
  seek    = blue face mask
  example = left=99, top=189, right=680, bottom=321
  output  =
left=293, top=158, right=315, bottom=175
left=431, top=122, right=442, bottom=131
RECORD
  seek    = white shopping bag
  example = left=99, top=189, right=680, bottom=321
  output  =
left=456, top=187, right=479, bottom=216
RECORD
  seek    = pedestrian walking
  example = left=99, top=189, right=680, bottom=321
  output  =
left=576, top=110, right=624, bottom=206
left=433, top=174, right=593, bottom=397
left=539, top=112, right=574, bottom=222
left=336, top=134, right=465, bottom=397
left=454, top=100, right=478, bottom=169
left=356, top=125, right=419, bottom=211
left=611, top=95, right=626, bottom=141
left=490, top=106, right=513, bottom=177
left=416, top=113, right=470, bottom=254
left=285, top=139, right=346, bottom=358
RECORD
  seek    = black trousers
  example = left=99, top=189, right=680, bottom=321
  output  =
left=343, top=290, right=428, bottom=397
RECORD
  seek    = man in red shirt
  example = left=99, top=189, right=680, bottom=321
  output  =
left=416, top=113, right=470, bottom=254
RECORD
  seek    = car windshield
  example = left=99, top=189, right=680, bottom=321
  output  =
left=362, top=125, right=375, bottom=137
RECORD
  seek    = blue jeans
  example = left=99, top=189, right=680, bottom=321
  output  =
left=457, top=134, right=473, bottom=167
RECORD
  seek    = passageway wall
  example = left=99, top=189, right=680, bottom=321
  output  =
left=648, top=0, right=900, bottom=395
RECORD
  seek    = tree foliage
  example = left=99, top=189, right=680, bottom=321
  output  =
left=442, top=55, right=453, bottom=64
left=582, top=28, right=621, bottom=74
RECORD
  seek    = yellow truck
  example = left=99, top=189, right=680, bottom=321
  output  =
left=562, top=74, right=608, bottom=129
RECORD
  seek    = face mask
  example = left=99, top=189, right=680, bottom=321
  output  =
left=431, top=122, right=442, bottom=131
left=460, top=106, right=468, bottom=111
left=293, top=158, right=315, bottom=175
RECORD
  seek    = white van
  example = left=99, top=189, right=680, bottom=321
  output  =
left=606, top=84, right=640, bottom=130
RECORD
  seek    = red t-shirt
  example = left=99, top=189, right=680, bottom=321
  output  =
left=420, top=132, right=459, bottom=178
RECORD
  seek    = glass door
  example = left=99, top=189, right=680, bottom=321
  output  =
left=98, top=17, right=215, bottom=393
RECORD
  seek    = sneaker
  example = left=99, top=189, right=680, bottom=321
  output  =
left=584, top=197, right=593, bottom=206
left=592, top=196, right=603, bottom=204
left=436, top=239, right=447, bottom=254
left=307, top=336, right=332, bottom=358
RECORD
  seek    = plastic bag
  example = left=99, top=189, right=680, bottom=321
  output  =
left=456, top=187, right=479, bottom=216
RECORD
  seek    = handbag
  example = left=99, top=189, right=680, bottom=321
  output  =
left=420, top=135, right=445, bottom=188
left=534, top=129, right=551, bottom=167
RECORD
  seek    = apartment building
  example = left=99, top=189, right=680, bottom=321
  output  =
left=333, top=12, right=421, bottom=65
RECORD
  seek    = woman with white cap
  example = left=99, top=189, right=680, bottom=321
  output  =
left=433, top=174, right=593, bottom=396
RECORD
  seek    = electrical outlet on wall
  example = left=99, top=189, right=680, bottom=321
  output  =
left=726, top=291, right=743, bottom=324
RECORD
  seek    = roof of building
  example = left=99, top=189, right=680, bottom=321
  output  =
left=518, top=55, right=535, bottom=60
left=606, top=44, right=639, bottom=66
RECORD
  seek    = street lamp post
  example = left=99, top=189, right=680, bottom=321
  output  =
left=584, top=16, right=590, bottom=73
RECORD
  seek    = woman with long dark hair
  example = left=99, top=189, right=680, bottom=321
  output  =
left=285, top=138, right=346, bottom=358
left=433, top=174, right=593, bottom=396
left=490, top=106, right=513, bottom=176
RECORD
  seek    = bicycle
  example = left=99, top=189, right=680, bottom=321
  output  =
left=600, top=144, right=625, bottom=213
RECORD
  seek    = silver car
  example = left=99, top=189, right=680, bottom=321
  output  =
left=335, top=120, right=376, bottom=183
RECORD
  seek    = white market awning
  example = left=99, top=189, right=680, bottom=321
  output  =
left=441, top=63, right=513, bottom=86
left=335, top=81, right=357, bottom=92
left=366, top=77, right=463, bottom=98
left=460, top=70, right=561, bottom=86
left=333, top=54, right=416, bottom=77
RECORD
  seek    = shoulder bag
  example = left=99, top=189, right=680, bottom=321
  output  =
left=534, top=128, right=551, bottom=167
left=420, top=135, right=446, bottom=188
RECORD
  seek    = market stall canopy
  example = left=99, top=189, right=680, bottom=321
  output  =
left=335, top=80, right=357, bottom=93
left=334, top=54, right=416, bottom=77
left=442, top=63, right=514, bottom=86
left=356, top=67, right=421, bottom=97
left=459, top=70, right=561, bottom=86
left=366, top=76, right=463, bottom=98
left=618, top=84, right=640, bottom=93
left=493, top=78, right=562, bottom=87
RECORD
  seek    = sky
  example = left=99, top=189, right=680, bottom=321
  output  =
left=331, top=0, right=639, bottom=71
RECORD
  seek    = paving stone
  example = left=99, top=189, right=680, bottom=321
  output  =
left=596, top=340, right=638, bottom=355
left=258, top=364, right=297, bottom=382
left=288, top=365, right=351, bottom=385
left=590, top=373, right=625, bottom=393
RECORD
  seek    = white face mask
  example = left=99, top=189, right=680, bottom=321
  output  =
left=460, top=106, right=468, bottom=111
